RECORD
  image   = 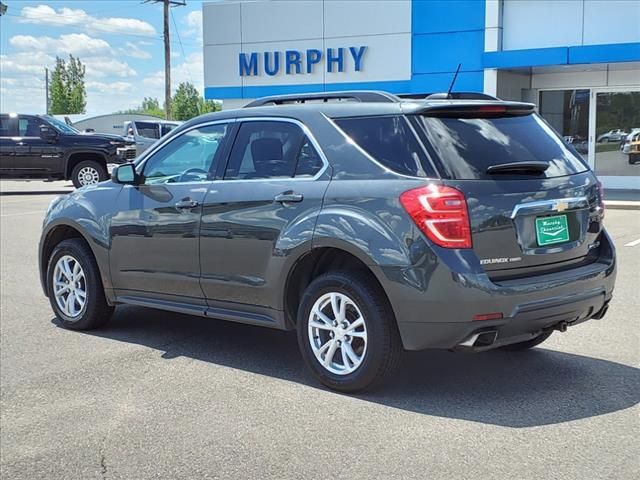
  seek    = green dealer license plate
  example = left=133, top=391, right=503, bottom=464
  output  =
left=535, top=214, right=570, bottom=246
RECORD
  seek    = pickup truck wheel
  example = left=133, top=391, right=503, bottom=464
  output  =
left=501, top=331, right=553, bottom=351
left=47, top=238, right=114, bottom=330
left=71, top=161, right=107, bottom=188
left=296, top=271, right=402, bottom=393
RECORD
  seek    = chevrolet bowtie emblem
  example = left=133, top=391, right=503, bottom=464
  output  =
left=555, top=201, right=569, bottom=212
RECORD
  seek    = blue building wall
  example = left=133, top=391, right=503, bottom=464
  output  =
left=205, top=0, right=487, bottom=99
left=410, top=0, right=485, bottom=93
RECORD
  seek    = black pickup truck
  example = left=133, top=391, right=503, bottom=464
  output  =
left=0, top=113, right=136, bottom=188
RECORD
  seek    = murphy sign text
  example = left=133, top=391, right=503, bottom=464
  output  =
left=239, top=46, right=367, bottom=77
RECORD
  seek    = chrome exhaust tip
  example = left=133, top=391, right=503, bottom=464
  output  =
left=458, top=330, right=498, bottom=348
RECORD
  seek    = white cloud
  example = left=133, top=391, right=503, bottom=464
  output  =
left=122, top=42, right=152, bottom=60
left=86, top=81, right=134, bottom=94
left=184, top=10, right=203, bottom=42
left=10, top=34, right=112, bottom=57
left=0, top=72, right=47, bottom=113
left=142, top=52, right=204, bottom=94
left=83, top=58, right=137, bottom=79
left=19, top=4, right=157, bottom=37
left=0, top=52, right=55, bottom=76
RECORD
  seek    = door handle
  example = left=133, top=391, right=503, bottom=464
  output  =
left=274, top=192, right=303, bottom=203
left=175, top=199, right=199, bottom=209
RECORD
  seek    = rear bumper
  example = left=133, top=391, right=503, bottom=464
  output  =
left=379, top=231, right=616, bottom=351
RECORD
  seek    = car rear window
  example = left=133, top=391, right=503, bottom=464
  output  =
left=135, top=122, right=160, bottom=139
left=334, top=116, right=436, bottom=177
left=413, top=113, right=589, bottom=180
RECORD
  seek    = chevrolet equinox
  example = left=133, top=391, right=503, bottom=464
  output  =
left=39, top=91, right=616, bottom=392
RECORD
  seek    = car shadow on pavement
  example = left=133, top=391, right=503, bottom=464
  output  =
left=56, top=305, right=640, bottom=429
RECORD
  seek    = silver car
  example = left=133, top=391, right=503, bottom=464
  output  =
left=124, top=120, right=181, bottom=156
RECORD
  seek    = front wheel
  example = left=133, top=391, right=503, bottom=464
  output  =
left=71, top=161, right=108, bottom=188
left=296, top=271, right=402, bottom=392
left=47, top=238, right=114, bottom=330
left=629, top=154, right=639, bottom=165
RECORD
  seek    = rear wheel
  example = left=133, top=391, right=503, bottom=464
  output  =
left=71, top=161, right=107, bottom=188
left=629, top=154, right=639, bottom=165
left=296, top=271, right=402, bottom=392
left=47, top=238, right=114, bottom=330
left=501, top=331, right=552, bottom=351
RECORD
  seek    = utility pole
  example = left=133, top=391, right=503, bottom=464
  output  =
left=45, top=68, right=50, bottom=114
left=145, top=0, right=186, bottom=120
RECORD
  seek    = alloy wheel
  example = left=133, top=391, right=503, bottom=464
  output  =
left=53, top=255, right=87, bottom=319
left=78, top=166, right=100, bottom=186
left=308, top=292, right=368, bottom=375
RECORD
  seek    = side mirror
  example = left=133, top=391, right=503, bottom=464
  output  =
left=112, top=163, right=137, bottom=184
left=40, top=125, right=58, bottom=142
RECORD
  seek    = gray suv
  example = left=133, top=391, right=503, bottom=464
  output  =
left=39, top=91, right=616, bottom=392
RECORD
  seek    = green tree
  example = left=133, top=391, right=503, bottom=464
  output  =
left=117, top=97, right=165, bottom=118
left=67, top=55, right=86, bottom=114
left=49, top=55, right=86, bottom=114
left=171, top=82, right=221, bottom=121
left=171, top=82, right=200, bottom=121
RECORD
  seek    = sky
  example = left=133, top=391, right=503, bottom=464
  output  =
left=0, top=0, right=207, bottom=116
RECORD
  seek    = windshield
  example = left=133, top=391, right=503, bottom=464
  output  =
left=43, top=115, right=79, bottom=134
left=414, top=113, right=589, bottom=180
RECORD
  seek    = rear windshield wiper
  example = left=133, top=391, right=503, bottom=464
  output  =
left=486, top=161, right=549, bottom=175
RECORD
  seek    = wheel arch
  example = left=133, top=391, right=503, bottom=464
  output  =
left=283, top=244, right=396, bottom=329
left=39, top=221, right=112, bottom=301
left=65, top=151, right=108, bottom=179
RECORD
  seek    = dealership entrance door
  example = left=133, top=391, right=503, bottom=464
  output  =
left=589, top=88, right=640, bottom=189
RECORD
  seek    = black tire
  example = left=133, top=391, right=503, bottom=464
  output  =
left=47, top=238, right=114, bottom=330
left=501, top=331, right=552, bottom=351
left=629, top=154, right=639, bottom=165
left=71, top=160, right=108, bottom=188
left=296, top=271, right=402, bottom=393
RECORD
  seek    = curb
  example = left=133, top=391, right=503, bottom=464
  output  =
left=604, top=201, right=640, bottom=211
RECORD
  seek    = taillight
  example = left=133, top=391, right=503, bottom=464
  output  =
left=400, top=184, right=472, bottom=249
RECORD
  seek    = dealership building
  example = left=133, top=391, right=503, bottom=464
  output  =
left=202, top=0, right=640, bottom=189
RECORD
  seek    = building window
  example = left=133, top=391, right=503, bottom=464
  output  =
left=539, top=89, right=590, bottom=161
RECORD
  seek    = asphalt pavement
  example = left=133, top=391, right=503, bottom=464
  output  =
left=1, top=191, right=639, bottom=479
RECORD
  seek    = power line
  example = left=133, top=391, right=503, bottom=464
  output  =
left=143, top=0, right=186, bottom=120
left=170, top=7, right=194, bottom=86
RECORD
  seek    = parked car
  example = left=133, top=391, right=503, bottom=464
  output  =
left=124, top=119, right=181, bottom=156
left=0, top=113, right=135, bottom=188
left=625, top=132, right=640, bottom=164
left=597, top=129, right=628, bottom=143
left=39, top=91, right=615, bottom=392
left=621, top=128, right=640, bottom=154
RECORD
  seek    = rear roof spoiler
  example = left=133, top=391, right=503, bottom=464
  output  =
left=411, top=101, right=536, bottom=116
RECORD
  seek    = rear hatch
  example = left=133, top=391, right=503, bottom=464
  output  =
left=409, top=104, right=605, bottom=280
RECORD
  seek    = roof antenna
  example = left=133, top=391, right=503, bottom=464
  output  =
left=446, top=63, right=462, bottom=99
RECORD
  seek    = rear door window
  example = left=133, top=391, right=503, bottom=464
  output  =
left=414, top=113, right=589, bottom=180
left=334, top=116, right=436, bottom=177
left=18, top=116, right=47, bottom=137
left=0, top=115, right=17, bottom=137
left=224, top=121, right=314, bottom=180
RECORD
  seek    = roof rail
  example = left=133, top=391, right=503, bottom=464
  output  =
left=244, top=90, right=401, bottom=108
